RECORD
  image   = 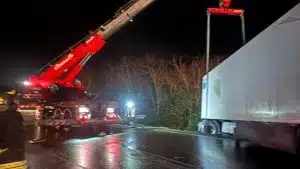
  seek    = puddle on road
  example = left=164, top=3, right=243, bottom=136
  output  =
left=25, top=125, right=128, bottom=148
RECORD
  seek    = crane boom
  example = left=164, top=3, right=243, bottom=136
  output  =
left=26, top=0, right=156, bottom=91
left=96, top=0, right=155, bottom=39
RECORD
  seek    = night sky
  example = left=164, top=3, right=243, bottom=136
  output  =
left=0, top=0, right=299, bottom=88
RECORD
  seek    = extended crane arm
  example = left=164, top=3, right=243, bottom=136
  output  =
left=64, top=0, right=156, bottom=85
left=96, top=0, right=155, bottom=39
left=28, top=0, right=156, bottom=89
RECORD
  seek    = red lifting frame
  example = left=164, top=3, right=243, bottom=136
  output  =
left=204, top=6, right=245, bottom=118
left=205, top=7, right=246, bottom=73
left=207, top=8, right=244, bottom=16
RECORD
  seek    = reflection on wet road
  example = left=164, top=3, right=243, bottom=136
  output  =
left=25, top=126, right=300, bottom=169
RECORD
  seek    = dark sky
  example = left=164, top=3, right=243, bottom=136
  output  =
left=0, top=0, right=299, bottom=87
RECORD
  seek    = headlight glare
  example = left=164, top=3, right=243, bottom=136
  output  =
left=79, top=106, right=89, bottom=113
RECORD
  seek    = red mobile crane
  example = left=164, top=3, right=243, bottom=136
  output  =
left=20, top=0, right=234, bottom=111
left=24, top=0, right=155, bottom=98
left=18, top=0, right=156, bottom=136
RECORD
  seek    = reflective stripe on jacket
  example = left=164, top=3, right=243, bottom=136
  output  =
left=0, top=160, right=27, bottom=169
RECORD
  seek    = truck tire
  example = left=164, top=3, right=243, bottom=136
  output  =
left=62, top=108, right=72, bottom=119
left=54, top=108, right=63, bottom=119
left=198, top=120, right=221, bottom=135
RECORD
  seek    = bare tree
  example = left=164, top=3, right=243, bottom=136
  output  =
left=144, top=56, right=169, bottom=115
left=104, top=54, right=224, bottom=130
left=167, top=56, right=224, bottom=129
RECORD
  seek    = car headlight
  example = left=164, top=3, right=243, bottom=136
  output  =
left=107, top=108, right=114, bottom=113
left=79, top=106, right=89, bottom=113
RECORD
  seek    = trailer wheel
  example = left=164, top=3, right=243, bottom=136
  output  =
left=198, top=120, right=221, bottom=135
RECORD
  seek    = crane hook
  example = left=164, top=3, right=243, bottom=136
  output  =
left=219, top=0, right=231, bottom=8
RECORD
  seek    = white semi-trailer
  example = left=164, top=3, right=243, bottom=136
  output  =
left=199, top=2, right=300, bottom=153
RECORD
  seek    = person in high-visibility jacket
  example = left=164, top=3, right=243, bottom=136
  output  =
left=0, top=86, right=27, bottom=168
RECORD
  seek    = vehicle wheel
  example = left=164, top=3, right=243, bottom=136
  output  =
left=63, top=108, right=73, bottom=119
left=54, top=108, right=63, bottom=119
left=198, top=120, right=221, bottom=135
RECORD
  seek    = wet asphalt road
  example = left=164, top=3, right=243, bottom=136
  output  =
left=24, top=125, right=300, bottom=169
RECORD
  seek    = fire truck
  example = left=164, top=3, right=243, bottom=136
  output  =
left=17, top=0, right=156, bottom=142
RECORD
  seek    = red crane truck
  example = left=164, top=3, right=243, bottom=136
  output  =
left=17, top=0, right=156, bottom=142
